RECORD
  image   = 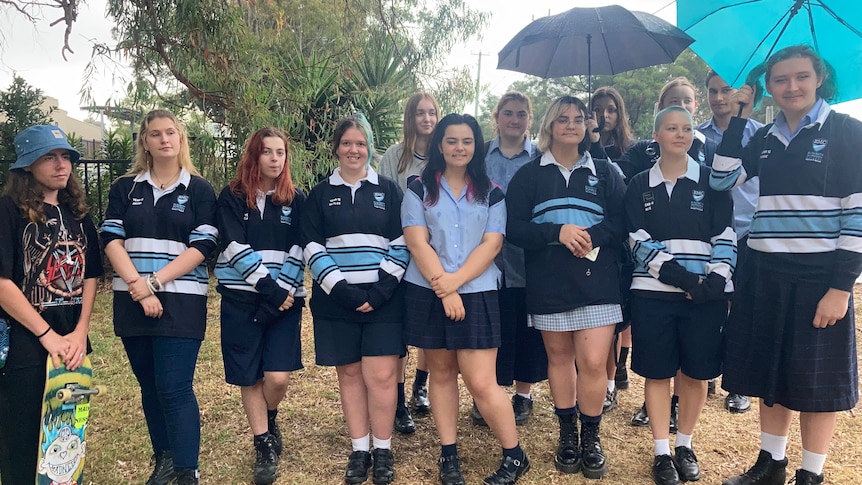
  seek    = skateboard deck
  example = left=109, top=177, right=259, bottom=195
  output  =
left=36, top=355, right=102, bottom=485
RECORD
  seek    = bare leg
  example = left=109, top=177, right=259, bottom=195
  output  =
left=675, top=372, right=707, bottom=436
left=541, top=331, right=577, bottom=409
left=573, top=325, right=615, bottom=417
left=800, top=412, right=838, bottom=454
left=361, top=355, right=399, bottom=441
left=459, top=348, right=518, bottom=448
left=646, top=378, right=672, bottom=441
left=425, top=349, right=460, bottom=445
left=336, top=362, right=370, bottom=439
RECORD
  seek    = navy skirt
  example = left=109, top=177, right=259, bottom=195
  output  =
left=722, top=256, right=859, bottom=412
left=403, top=282, right=501, bottom=350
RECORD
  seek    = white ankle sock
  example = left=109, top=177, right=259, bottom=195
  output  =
left=607, top=380, right=615, bottom=393
left=675, top=432, right=693, bottom=449
left=372, top=436, right=391, bottom=450
left=517, top=392, right=531, bottom=400
left=351, top=434, right=370, bottom=452
left=654, top=438, right=671, bottom=456
left=801, top=449, right=827, bottom=475
left=760, top=432, right=788, bottom=461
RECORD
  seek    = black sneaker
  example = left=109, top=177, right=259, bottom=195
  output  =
left=174, top=469, right=199, bottom=485
left=253, top=433, right=279, bottom=485
left=482, top=453, right=531, bottom=485
left=602, top=388, right=618, bottom=414
left=721, top=450, right=788, bottom=485
left=580, top=421, right=608, bottom=479
left=438, top=454, right=466, bottom=485
left=145, top=450, right=176, bottom=485
left=792, top=469, right=824, bottom=484
left=268, top=415, right=283, bottom=457
left=371, top=448, right=395, bottom=485
left=631, top=402, right=650, bottom=427
left=393, top=404, right=415, bottom=434
left=653, top=454, right=681, bottom=485
left=725, top=394, right=751, bottom=414
left=345, top=450, right=372, bottom=484
left=673, top=446, right=701, bottom=481
left=512, top=395, right=533, bottom=426
left=471, top=401, right=488, bottom=427
left=412, top=383, right=431, bottom=415
left=554, top=416, right=580, bottom=474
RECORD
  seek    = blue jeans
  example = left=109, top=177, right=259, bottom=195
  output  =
left=122, top=336, right=201, bottom=470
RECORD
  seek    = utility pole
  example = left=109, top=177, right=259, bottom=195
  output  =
left=471, top=51, right=489, bottom=117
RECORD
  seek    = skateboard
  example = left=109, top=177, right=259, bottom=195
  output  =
left=36, top=355, right=104, bottom=485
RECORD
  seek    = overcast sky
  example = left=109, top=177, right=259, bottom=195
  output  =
left=2, top=0, right=861, bottom=122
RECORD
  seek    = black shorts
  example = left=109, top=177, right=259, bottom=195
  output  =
left=220, top=298, right=303, bottom=386
left=313, top=315, right=404, bottom=366
left=630, top=296, right=726, bottom=380
left=403, top=283, right=501, bottom=350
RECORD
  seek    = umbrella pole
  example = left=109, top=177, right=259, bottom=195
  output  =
left=587, top=34, right=592, bottom=106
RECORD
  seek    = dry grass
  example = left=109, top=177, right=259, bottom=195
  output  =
left=79, top=284, right=862, bottom=484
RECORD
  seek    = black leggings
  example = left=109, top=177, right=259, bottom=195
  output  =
left=0, top=364, right=44, bottom=484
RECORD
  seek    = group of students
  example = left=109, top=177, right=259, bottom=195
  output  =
left=0, top=43, right=858, bottom=485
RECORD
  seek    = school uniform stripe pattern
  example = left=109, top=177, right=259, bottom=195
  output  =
left=301, top=168, right=408, bottom=322
left=627, top=161, right=736, bottom=295
left=710, top=105, right=862, bottom=291
left=214, top=188, right=307, bottom=298
left=100, top=174, right=218, bottom=297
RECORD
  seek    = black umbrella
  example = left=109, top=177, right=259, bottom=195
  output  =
left=498, top=5, right=694, bottom=105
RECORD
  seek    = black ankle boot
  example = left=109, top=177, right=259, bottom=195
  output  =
left=580, top=420, right=608, bottom=479
left=554, top=416, right=580, bottom=474
left=793, top=469, right=824, bottom=484
left=145, top=450, right=176, bottom=485
left=174, top=469, right=199, bottom=485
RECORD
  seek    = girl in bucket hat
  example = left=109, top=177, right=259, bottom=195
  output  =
left=0, top=125, right=102, bottom=485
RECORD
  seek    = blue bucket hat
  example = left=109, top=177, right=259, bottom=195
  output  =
left=12, top=125, right=81, bottom=170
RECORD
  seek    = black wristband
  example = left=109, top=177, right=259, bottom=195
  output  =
left=36, top=326, right=52, bottom=338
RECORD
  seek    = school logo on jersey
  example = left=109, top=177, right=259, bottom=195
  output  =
left=642, top=191, right=655, bottom=212
left=691, top=190, right=704, bottom=211
left=131, top=197, right=144, bottom=206
left=373, top=192, right=386, bottom=210
left=806, top=138, right=828, bottom=163
left=280, top=206, right=292, bottom=224
left=329, top=197, right=341, bottom=207
left=585, top=175, right=599, bottom=195
left=172, top=194, right=189, bottom=212
left=760, top=149, right=771, bottom=159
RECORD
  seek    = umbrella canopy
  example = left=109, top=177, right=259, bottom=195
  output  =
left=497, top=5, right=694, bottom=79
left=677, top=0, right=862, bottom=103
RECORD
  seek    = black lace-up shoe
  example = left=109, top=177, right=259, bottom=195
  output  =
left=371, top=448, right=395, bottom=485
left=253, top=433, right=279, bottom=485
left=438, top=454, right=466, bottom=485
left=653, top=454, right=681, bottom=485
left=580, top=421, right=608, bottom=479
left=673, top=446, right=701, bottom=481
left=393, top=404, right=415, bottom=434
left=512, top=395, right=533, bottom=425
left=145, top=450, right=176, bottom=485
left=631, top=402, right=650, bottom=427
left=791, top=469, right=824, bottom=484
left=483, top=454, right=531, bottom=485
left=554, top=417, right=580, bottom=473
left=345, top=450, right=372, bottom=484
left=268, top=416, right=283, bottom=456
left=602, top=388, right=618, bottom=414
left=721, top=450, right=788, bottom=485
left=725, top=394, right=751, bottom=413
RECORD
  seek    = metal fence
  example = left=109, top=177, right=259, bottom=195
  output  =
left=0, top=159, right=131, bottom=222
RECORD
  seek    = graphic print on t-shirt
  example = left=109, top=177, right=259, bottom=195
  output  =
left=22, top=216, right=87, bottom=312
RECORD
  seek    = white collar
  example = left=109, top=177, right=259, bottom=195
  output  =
left=648, top=156, right=700, bottom=187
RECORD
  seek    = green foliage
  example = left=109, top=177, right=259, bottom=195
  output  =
left=0, top=76, right=54, bottom=160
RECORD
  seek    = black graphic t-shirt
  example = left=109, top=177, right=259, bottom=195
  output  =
left=0, top=196, right=103, bottom=369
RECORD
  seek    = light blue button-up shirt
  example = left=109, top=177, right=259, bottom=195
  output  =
left=773, top=97, right=825, bottom=143
left=402, top=177, right=506, bottom=293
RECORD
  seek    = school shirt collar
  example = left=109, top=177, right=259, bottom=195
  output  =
left=540, top=150, right=597, bottom=176
left=769, top=98, right=830, bottom=144
left=648, top=156, right=700, bottom=188
left=329, top=166, right=379, bottom=186
left=488, top=136, right=534, bottom=158
left=135, top=168, right=192, bottom=190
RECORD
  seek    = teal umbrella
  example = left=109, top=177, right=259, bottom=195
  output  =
left=677, top=0, right=862, bottom=103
